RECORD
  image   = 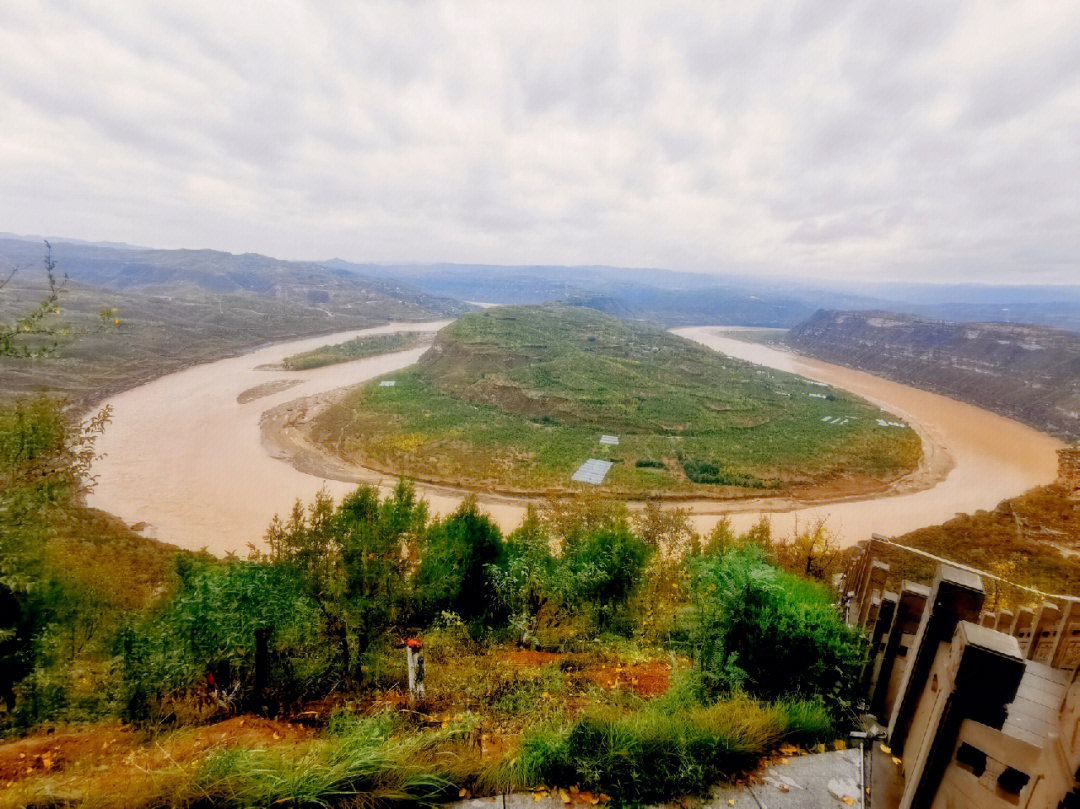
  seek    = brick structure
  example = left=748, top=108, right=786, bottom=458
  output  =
left=1059, top=446, right=1080, bottom=494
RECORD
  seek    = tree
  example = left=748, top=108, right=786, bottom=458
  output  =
left=264, top=482, right=429, bottom=686
left=0, top=241, right=66, bottom=359
left=414, top=495, right=504, bottom=623
left=488, top=506, right=557, bottom=644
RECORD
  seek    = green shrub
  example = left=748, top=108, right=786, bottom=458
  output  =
left=414, top=497, right=505, bottom=623
left=558, top=525, right=650, bottom=632
left=634, top=459, right=664, bottom=469
left=505, top=693, right=828, bottom=806
left=689, top=546, right=865, bottom=713
left=118, top=558, right=327, bottom=721
left=679, top=457, right=767, bottom=488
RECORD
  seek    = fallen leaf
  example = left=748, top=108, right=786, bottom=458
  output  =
left=842, top=798, right=854, bottom=806
left=559, top=789, right=571, bottom=804
left=459, top=788, right=469, bottom=798
left=879, top=743, right=891, bottom=755
left=892, top=756, right=903, bottom=766
left=777, top=784, right=789, bottom=793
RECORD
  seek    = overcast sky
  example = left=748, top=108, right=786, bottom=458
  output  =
left=1, top=2, right=1078, bottom=283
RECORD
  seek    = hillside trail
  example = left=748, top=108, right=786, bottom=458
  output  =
left=89, top=322, right=1062, bottom=554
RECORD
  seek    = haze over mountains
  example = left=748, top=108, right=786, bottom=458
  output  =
left=5, top=233, right=1079, bottom=331
left=4, top=232, right=1080, bottom=416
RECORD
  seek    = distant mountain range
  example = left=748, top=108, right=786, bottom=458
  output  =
left=3, top=232, right=1080, bottom=408
left=4, top=233, right=1079, bottom=331
left=325, top=259, right=1080, bottom=331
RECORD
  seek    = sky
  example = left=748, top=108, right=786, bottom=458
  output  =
left=1, top=2, right=1078, bottom=283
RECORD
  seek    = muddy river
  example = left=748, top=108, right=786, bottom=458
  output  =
left=88, top=322, right=1063, bottom=554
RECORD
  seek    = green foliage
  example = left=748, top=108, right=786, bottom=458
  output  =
left=679, top=457, right=771, bottom=488
left=689, top=546, right=865, bottom=713
left=118, top=558, right=325, bottom=721
left=0, top=241, right=65, bottom=359
left=558, top=525, right=650, bottom=632
left=415, top=496, right=505, bottom=623
left=282, top=331, right=431, bottom=370
left=488, top=500, right=651, bottom=639
left=633, top=459, right=664, bottom=469
left=489, top=508, right=558, bottom=642
left=317, top=305, right=921, bottom=494
left=265, top=481, right=428, bottom=684
left=506, top=693, right=831, bottom=806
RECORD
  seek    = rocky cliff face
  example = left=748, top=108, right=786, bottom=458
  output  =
left=787, top=310, right=1080, bottom=439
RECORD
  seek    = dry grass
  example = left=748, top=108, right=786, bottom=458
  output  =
left=874, top=484, right=1080, bottom=608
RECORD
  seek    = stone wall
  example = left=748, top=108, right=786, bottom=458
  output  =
left=1059, top=447, right=1080, bottom=491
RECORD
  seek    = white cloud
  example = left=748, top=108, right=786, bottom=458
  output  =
left=0, top=0, right=1077, bottom=282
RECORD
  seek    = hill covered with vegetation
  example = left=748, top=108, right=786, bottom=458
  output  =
left=312, top=305, right=920, bottom=495
left=787, top=309, right=1080, bottom=440
left=0, top=237, right=467, bottom=408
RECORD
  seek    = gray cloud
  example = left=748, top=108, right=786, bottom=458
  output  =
left=0, top=0, right=1078, bottom=282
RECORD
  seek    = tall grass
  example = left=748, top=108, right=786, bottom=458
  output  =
left=488, top=686, right=833, bottom=806
left=191, top=714, right=456, bottom=808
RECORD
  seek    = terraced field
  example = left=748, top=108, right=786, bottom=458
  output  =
left=311, top=306, right=921, bottom=496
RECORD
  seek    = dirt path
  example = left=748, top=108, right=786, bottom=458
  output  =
left=89, top=322, right=1063, bottom=555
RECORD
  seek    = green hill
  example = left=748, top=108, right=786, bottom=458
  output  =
left=313, top=305, right=920, bottom=495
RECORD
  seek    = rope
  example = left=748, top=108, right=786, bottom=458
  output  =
left=869, top=533, right=1080, bottom=605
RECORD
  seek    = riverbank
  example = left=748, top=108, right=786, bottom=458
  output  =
left=89, top=322, right=1062, bottom=555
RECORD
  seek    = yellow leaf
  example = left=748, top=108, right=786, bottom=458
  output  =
left=892, top=756, right=903, bottom=766
left=879, top=743, right=891, bottom=755
left=459, top=788, right=468, bottom=798
left=728, top=801, right=735, bottom=807
left=559, top=789, right=571, bottom=804
left=842, top=798, right=854, bottom=806
left=272, top=732, right=280, bottom=740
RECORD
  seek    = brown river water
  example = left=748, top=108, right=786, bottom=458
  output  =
left=88, top=322, right=1063, bottom=555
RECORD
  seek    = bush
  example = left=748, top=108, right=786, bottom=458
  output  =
left=505, top=692, right=831, bottom=806
left=118, top=558, right=327, bottom=722
left=689, top=546, right=865, bottom=714
left=634, top=459, right=664, bottom=469
left=414, top=497, right=505, bottom=623
left=558, top=524, right=650, bottom=633
left=679, top=457, right=767, bottom=488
